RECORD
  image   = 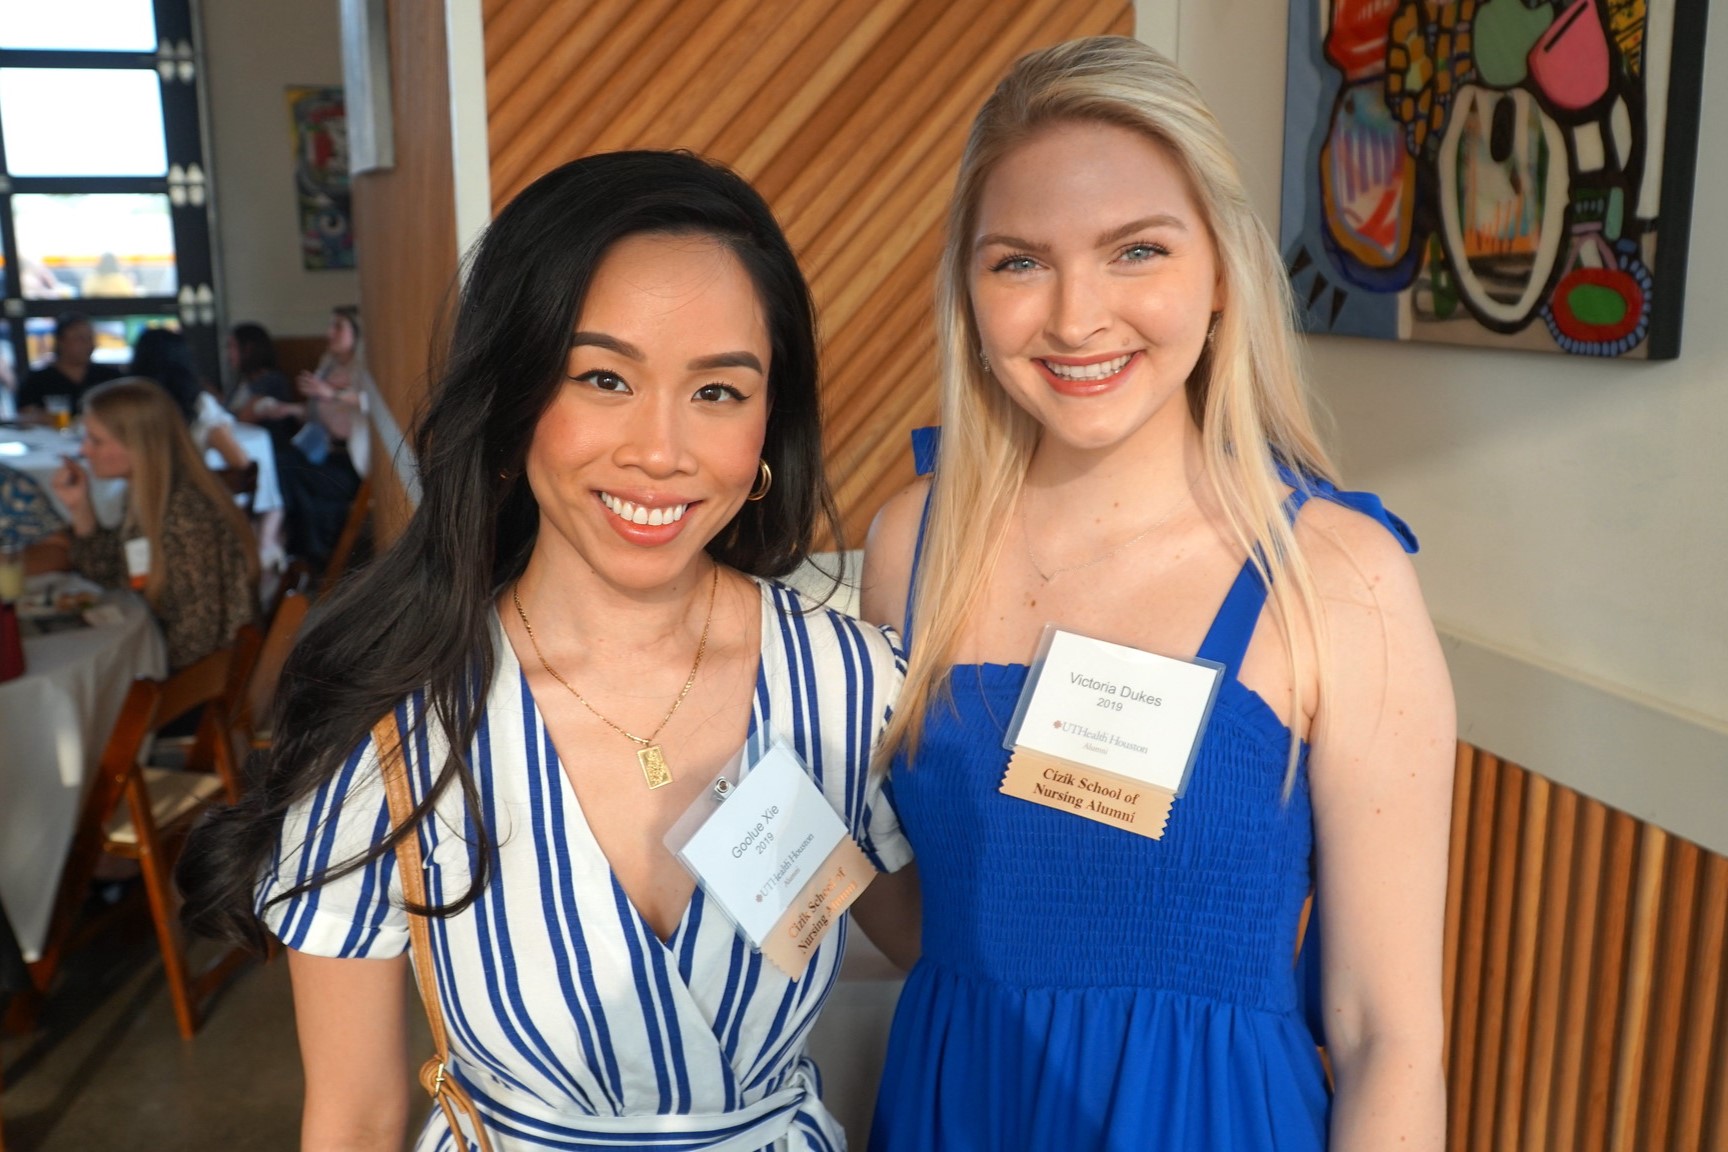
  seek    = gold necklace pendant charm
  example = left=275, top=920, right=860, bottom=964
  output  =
left=638, top=744, right=673, bottom=789
left=513, top=567, right=718, bottom=791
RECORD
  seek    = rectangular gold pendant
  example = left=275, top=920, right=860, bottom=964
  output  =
left=638, top=744, right=673, bottom=789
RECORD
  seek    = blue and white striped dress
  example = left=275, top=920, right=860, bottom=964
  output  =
left=258, top=579, right=910, bottom=1151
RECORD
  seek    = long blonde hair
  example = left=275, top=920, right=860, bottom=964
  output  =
left=84, top=377, right=259, bottom=603
left=882, top=36, right=1337, bottom=781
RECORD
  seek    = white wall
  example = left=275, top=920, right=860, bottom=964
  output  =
left=1138, top=2, right=1728, bottom=850
left=200, top=0, right=360, bottom=339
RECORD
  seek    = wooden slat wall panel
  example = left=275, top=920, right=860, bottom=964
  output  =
left=351, top=0, right=458, bottom=545
left=481, top=0, right=1134, bottom=543
left=1442, top=744, right=1728, bottom=1151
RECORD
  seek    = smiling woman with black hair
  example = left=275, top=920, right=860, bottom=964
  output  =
left=179, top=150, right=919, bottom=1152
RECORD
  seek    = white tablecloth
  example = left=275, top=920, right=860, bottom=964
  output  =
left=0, top=420, right=282, bottom=524
left=0, top=587, right=167, bottom=961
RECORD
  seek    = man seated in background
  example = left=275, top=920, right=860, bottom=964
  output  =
left=17, top=313, right=121, bottom=419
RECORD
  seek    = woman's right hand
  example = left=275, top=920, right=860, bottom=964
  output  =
left=299, top=370, right=336, bottom=400
left=50, top=457, right=98, bottom=536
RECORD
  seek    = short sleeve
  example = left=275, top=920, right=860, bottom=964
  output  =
left=854, top=623, right=913, bottom=874
left=196, top=389, right=234, bottom=428
left=190, top=391, right=234, bottom=453
left=256, top=733, right=407, bottom=959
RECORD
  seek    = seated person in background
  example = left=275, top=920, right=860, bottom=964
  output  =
left=132, top=326, right=288, bottom=569
left=129, top=327, right=248, bottom=470
left=225, top=322, right=299, bottom=448
left=82, top=252, right=140, bottom=297
left=50, top=378, right=258, bottom=669
left=17, top=313, right=121, bottom=418
left=275, top=305, right=369, bottom=565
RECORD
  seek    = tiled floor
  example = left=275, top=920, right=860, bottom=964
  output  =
left=1, top=904, right=902, bottom=1151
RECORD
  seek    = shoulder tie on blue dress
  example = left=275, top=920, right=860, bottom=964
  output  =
left=1189, top=466, right=1419, bottom=683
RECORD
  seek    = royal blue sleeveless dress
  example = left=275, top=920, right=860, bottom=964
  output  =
left=870, top=435, right=1416, bottom=1151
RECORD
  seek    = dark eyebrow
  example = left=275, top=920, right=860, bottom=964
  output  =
left=570, top=333, right=762, bottom=375
left=688, top=351, right=764, bottom=374
left=569, top=331, right=642, bottom=359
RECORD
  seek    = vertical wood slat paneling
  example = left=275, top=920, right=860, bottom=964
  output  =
left=482, top=0, right=1133, bottom=543
left=1440, top=744, right=1728, bottom=1152
left=351, top=0, right=458, bottom=545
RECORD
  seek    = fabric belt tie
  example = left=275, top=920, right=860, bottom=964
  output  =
left=453, top=1062, right=819, bottom=1151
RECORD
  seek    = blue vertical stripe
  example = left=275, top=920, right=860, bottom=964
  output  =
left=255, top=584, right=909, bottom=1150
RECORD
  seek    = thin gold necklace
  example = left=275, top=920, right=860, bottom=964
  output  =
left=511, top=566, right=720, bottom=789
left=1019, top=489, right=1187, bottom=583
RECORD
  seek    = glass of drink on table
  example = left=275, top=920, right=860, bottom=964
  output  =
left=0, top=542, right=24, bottom=602
left=45, top=395, right=72, bottom=432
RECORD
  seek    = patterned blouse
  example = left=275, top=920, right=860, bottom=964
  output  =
left=69, top=478, right=255, bottom=669
left=0, top=464, right=65, bottom=548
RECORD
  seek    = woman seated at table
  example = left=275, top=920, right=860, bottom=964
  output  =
left=225, top=323, right=300, bottom=448
left=130, top=328, right=248, bottom=471
left=263, top=305, right=370, bottom=567
left=133, top=327, right=286, bottom=568
left=50, top=378, right=258, bottom=669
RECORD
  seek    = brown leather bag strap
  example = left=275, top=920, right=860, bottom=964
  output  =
left=371, top=716, right=496, bottom=1152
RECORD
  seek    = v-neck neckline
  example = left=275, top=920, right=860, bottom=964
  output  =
left=494, top=577, right=775, bottom=951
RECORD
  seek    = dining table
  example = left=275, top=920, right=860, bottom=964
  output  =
left=0, top=579, right=167, bottom=962
left=0, top=419, right=283, bottom=525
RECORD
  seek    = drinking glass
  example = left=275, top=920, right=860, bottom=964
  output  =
left=0, top=543, right=24, bottom=603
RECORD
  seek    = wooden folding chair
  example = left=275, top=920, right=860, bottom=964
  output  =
left=28, top=647, right=251, bottom=1039
left=321, top=477, right=371, bottom=588
left=246, top=590, right=309, bottom=750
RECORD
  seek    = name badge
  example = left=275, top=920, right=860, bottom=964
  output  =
left=123, top=537, right=150, bottom=590
left=1000, top=626, right=1223, bottom=839
left=669, top=744, right=875, bottom=979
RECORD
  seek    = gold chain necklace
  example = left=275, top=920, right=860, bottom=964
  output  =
left=1019, top=489, right=1186, bottom=584
left=511, top=566, right=720, bottom=789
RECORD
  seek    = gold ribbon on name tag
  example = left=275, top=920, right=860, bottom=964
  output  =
left=758, top=837, right=875, bottom=978
left=1000, top=747, right=1177, bottom=839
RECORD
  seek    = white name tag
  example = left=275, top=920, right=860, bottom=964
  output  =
left=672, top=745, right=874, bottom=978
left=1000, top=627, right=1223, bottom=838
left=123, top=537, right=150, bottom=589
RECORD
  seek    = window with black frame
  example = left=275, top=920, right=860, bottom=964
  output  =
left=0, top=0, right=218, bottom=416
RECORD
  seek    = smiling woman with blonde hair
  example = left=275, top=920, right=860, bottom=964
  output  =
left=51, top=376, right=257, bottom=669
left=863, top=36, right=1453, bottom=1151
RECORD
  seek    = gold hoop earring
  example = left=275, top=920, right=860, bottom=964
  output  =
left=747, top=459, right=773, bottom=502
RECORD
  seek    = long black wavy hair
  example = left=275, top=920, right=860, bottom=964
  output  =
left=129, top=326, right=205, bottom=423
left=229, top=322, right=278, bottom=377
left=180, top=150, right=838, bottom=950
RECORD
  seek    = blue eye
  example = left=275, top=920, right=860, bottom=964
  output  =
left=990, top=253, right=1039, bottom=273
left=1118, top=242, right=1168, bottom=263
left=572, top=369, right=630, bottom=393
left=695, top=382, right=746, bottom=403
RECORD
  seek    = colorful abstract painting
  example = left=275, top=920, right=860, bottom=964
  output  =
left=1280, top=1, right=1708, bottom=358
left=285, top=86, right=355, bottom=271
